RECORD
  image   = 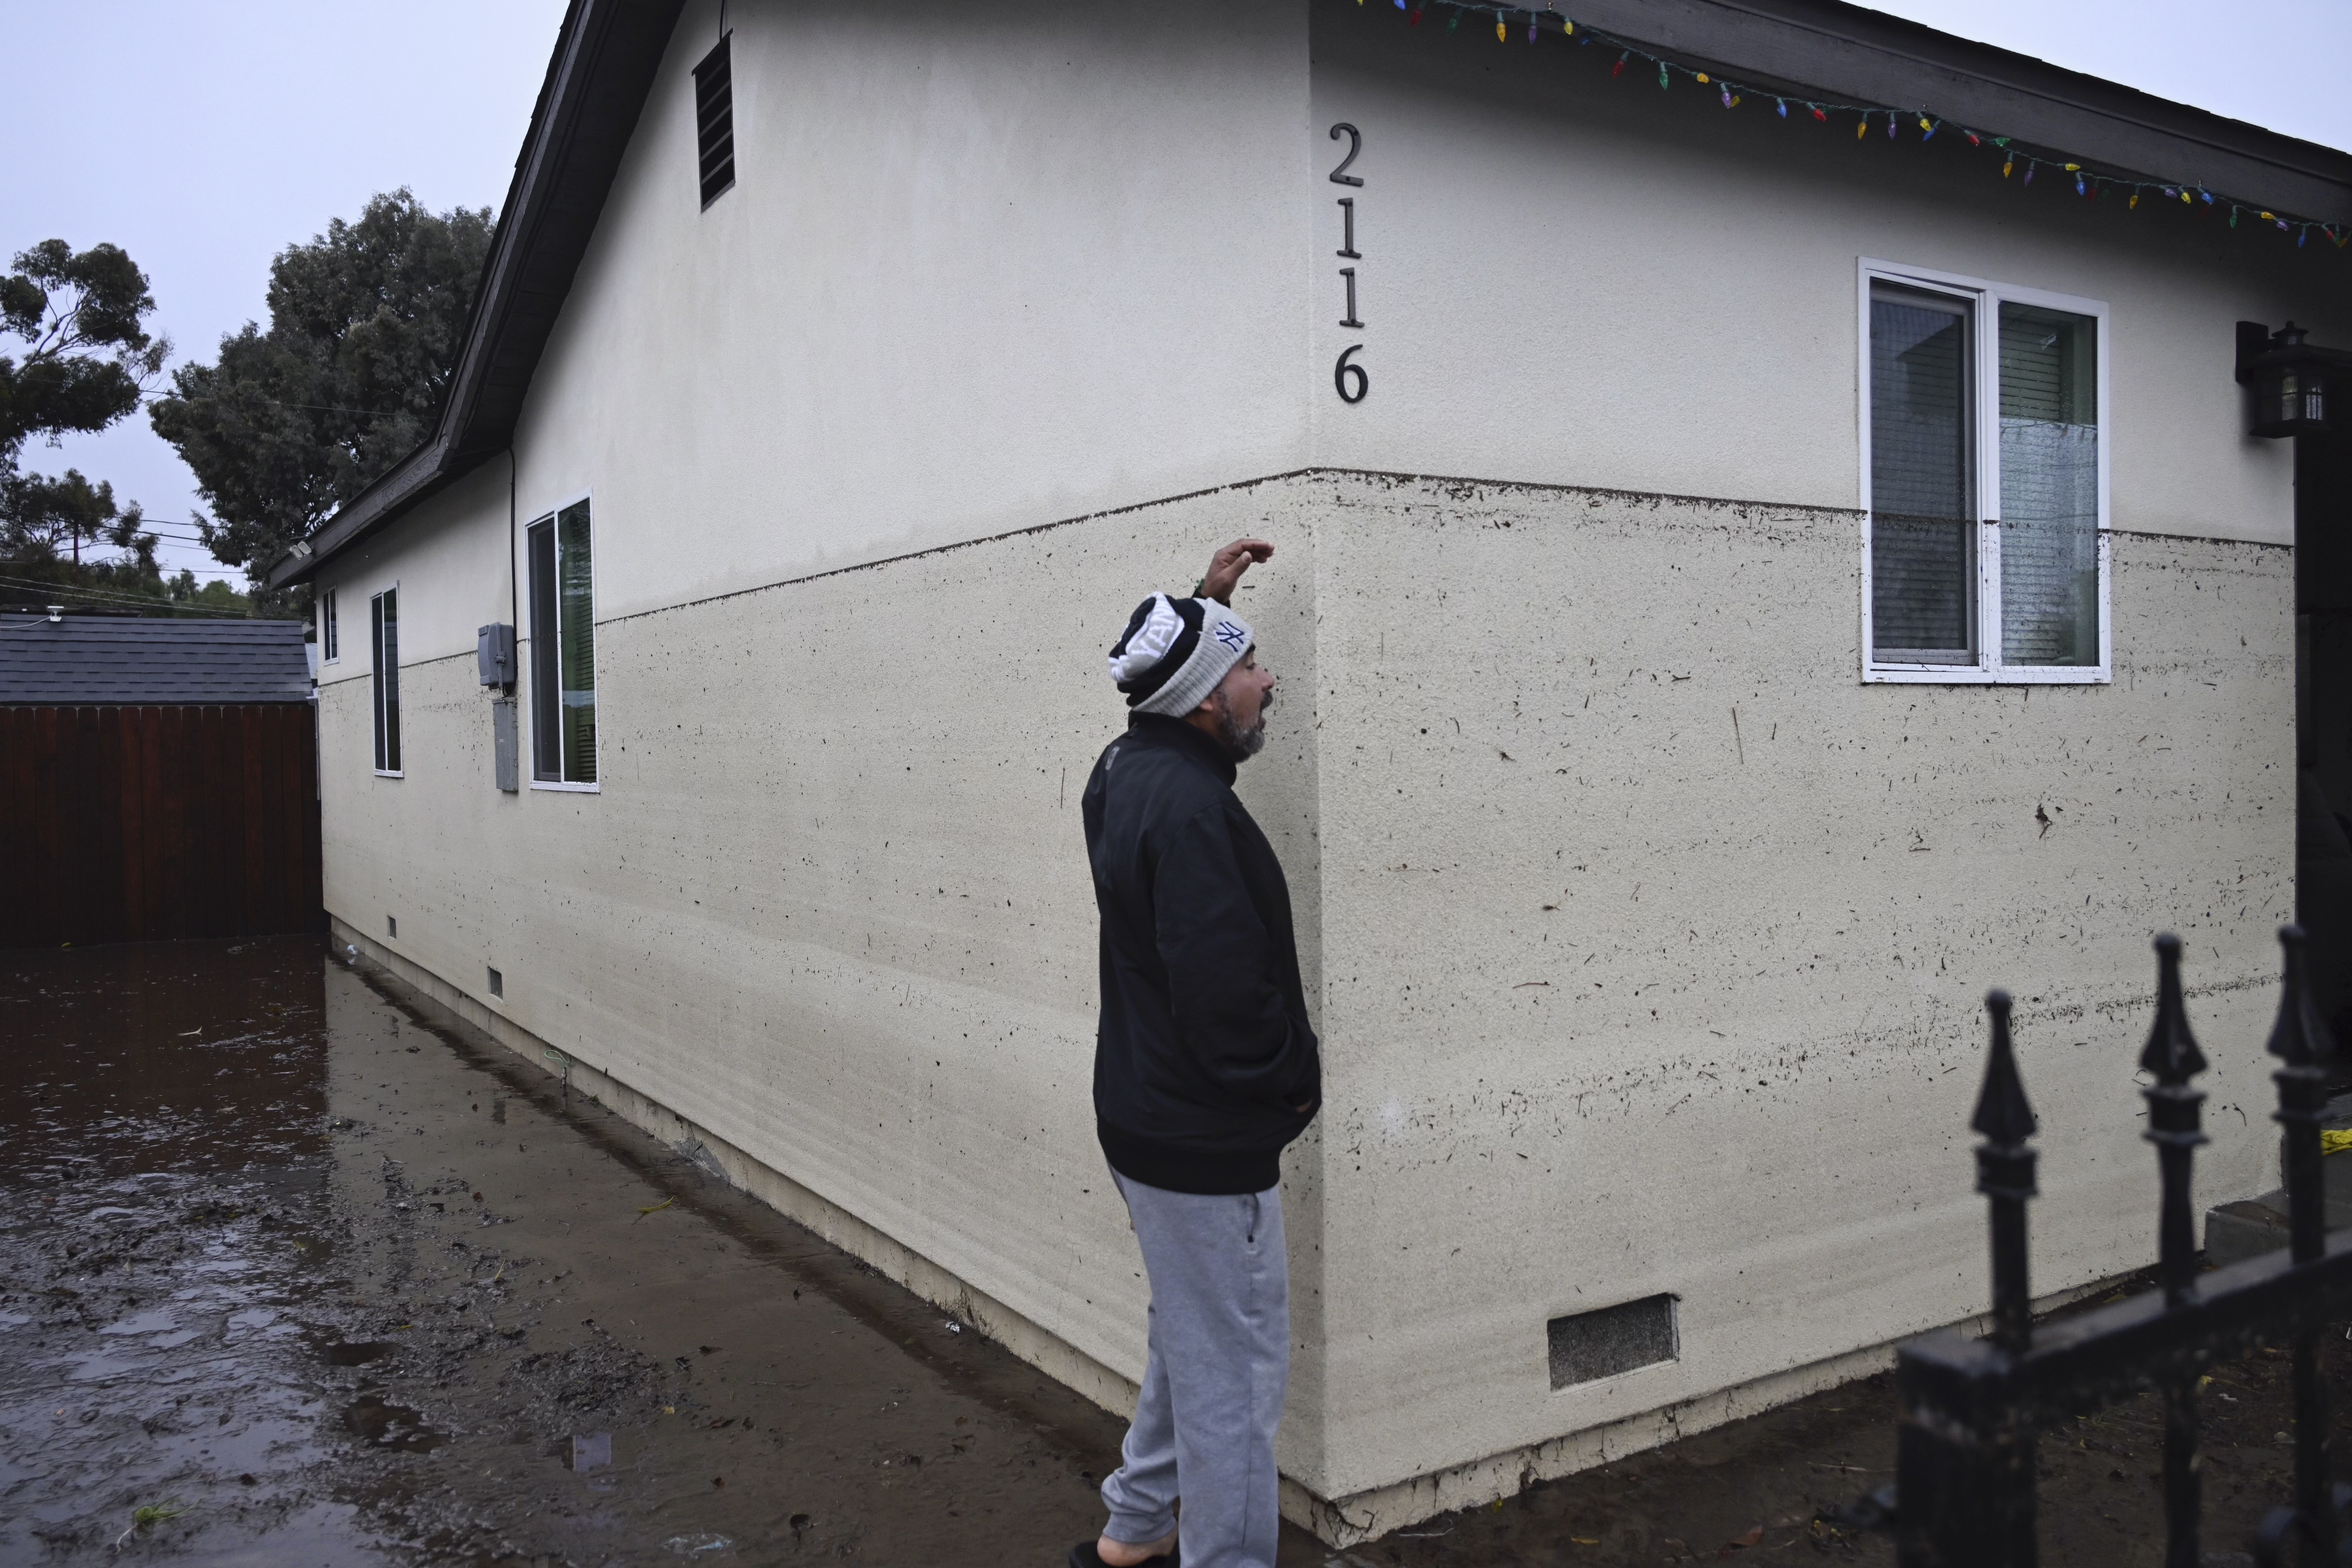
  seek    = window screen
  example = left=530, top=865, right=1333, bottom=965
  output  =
left=1870, top=287, right=1975, bottom=663
left=694, top=35, right=734, bottom=208
left=1998, top=304, right=2100, bottom=666
left=527, top=501, right=597, bottom=785
left=371, top=587, right=400, bottom=773
left=322, top=589, right=338, bottom=661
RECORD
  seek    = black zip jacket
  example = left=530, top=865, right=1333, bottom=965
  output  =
left=1083, top=713, right=1320, bottom=1195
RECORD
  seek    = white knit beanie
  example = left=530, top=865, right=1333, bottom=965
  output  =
left=1106, top=593, right=1255, bottom=716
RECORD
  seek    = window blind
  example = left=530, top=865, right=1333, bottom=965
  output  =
left=1998, top=304, right=2100, bottom=667
left=1870, top=291, right=1975, bottom=662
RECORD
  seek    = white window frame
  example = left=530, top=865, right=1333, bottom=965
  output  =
left=371, top=582, right=403, bottom=778
left=526, top=488, right=601, bottom=794
left=321, top=587, right=338, bottom=663
left=1859, top=258, right=2112, bottom=685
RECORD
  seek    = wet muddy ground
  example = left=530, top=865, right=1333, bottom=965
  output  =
left=2, top=936, right=2348, bottom=1566
left=0, top=937, right=1157, bottom=1566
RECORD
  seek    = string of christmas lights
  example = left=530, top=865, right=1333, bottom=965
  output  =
left=1358, top=0, right=2350, bottom=252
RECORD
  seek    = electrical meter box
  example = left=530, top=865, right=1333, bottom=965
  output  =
left=492, top=698, right=519, bottom=792
left=477, top=622, right=516, bottom=687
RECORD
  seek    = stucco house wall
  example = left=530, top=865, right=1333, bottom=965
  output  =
left=308, top=0, right=2338, bottom=1537
left=522, top=0, right=1313, bottom=619
left=1304, top=13, right=2329, bottom=542
left=1296, top=476, right=2286, bottom=1519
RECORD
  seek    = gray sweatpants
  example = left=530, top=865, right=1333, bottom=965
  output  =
left=1101, top=1171, right=1288, bottom=1568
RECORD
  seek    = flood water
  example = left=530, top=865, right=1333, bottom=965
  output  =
left=0, top=937, right=1162, bottom=1566
left=8, top=937, right=2341, bottom=1567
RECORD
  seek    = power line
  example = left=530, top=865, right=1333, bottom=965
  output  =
left=0, top=592, right=243, bottom=619
left=88, top=527, right=212, bottom=545
left=55, top=571, right=235, bottom=605
left=0, top=597, right=226, bottom=619
left=0, top=573, right=193, bottom=609
left=0, top=573, right=252, bottom=615
left=134, top=387, right=434, bottom=418
left=10, top=529, right=218, bottom=554
left=12, top=562, right=246, bottom=598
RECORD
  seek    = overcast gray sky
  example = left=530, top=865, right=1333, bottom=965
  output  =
left=3, top=0, right=2346, bottom=589
left=2, top=1, right=569, bottom=585
left=1863, top=0, right=2352, bottom=153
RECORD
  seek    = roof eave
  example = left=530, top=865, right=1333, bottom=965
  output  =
left=1563, top=0, right=2352, bottom=223
left=270, top=0, right=685, bottom=590
left=270, top=431, right=453, bottom=589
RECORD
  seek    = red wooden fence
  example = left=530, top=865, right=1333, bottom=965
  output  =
left=0, top=704, right=322, bottom=948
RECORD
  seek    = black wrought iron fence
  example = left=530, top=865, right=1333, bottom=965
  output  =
left=1884, top=926, right=2352, bottom=1566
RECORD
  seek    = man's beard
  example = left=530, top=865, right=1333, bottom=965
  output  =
left=1211, top=690, right=1269, bottom=762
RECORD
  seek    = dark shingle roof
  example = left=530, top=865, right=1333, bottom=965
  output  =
left=0, top=616, right=314, bottom=705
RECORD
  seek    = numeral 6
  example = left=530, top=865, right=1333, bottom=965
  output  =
left=1334, top=344, right=1369, bottom=405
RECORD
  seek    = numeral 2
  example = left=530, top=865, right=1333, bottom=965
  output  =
left=1328, top=123, right=1363, bottom=186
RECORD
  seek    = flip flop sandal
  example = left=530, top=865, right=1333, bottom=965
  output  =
left=1067, top=1542, right=1178, bottom=1568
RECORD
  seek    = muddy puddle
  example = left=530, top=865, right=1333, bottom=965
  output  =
left=8, top=936, right=2345, bottom=1567
left=0, top=936, right=1174, bottom=1565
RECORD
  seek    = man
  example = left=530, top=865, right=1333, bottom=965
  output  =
left=1073, top=538, right=1321, bottom=1568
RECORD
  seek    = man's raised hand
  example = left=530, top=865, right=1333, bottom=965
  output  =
left=1199, top=538, right=1274, bottom=605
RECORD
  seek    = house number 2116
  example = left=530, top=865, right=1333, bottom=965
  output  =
left=1329, top=122, right=1367, bottom=404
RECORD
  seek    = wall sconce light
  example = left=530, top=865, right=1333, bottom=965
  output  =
left=2237, top=320, right=2346, bottom=439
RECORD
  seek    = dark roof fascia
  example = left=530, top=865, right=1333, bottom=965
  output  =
left=271, top=0, right=685, bottom=589
left=1558, top=0, right=2352, bottom=224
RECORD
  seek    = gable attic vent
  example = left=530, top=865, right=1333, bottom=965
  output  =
left=693, top=35, right=735, bottom=209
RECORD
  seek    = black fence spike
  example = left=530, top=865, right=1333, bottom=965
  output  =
left=2267, top=923, right=2336, bottom=1068
left=2267, top=924, right=2339, bottom=1547
left=1973, top=990, right=2037, bottom=1365
left=1973, top=990, right=2038, bottom=1146
left=1888, top=931, right=2352, bottom=1568
left=2141, top=934, right=2209, bottom=1314
left=2141, top=933, right=2208, bottom=1083
left=2140, top=936, right=2211, bottom=1566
